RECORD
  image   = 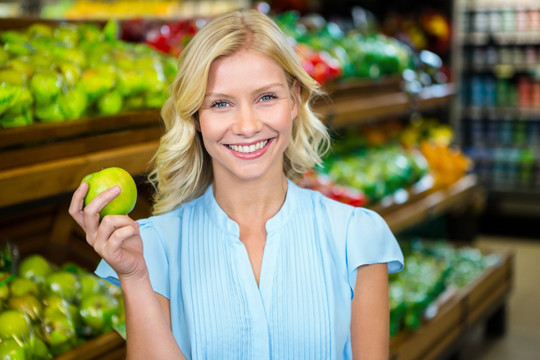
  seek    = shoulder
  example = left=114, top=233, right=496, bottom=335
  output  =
left=292, top=182, right=356, bottom=218
left=290, top=182, right=391, bottom=230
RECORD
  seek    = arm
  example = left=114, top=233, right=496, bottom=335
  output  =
left=121, top=272, right=185, bottom=359
left=69, top=182, right=185, bottom=360
left=350, top=263, right=390, bottom=360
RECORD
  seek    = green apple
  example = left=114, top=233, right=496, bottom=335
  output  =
left=111, top=295, right=125, bottom=328
left=8, top=295, right=43, bottom=322
left=27, top=334, right=52, bottom=360
left=81, top=167, right=137, bottom=218
left=41, top=295, right=79, bottom=325
left=58, top=87, right=87, bottom=120
left=79, top=292, right=119, bottom=333
left=0, top=68, right=27, bottom=86
left=9, top=277, right=39, bottom=297
left=97, top=89, right=123, bottom=116
left=18, top=254, right=52, bottom=286
left=44, top=272, right=80, bottom=303
left=0, top=339, right=26, bottom=360
left=0, top=310, right=32, bottom=341
left=79, top=273, right=107, bottom=299
left=35, top=102, right=65, bottom=122
left=41, top=308, right=76, bottom=356
left=27, top=23, right=54, bottom=37
left=29, top=69, right=62, bottom=105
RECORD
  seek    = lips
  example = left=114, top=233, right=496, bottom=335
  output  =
left=226, top=139, right=269, bottom=154
left=224, top=138, right=274, bottom=159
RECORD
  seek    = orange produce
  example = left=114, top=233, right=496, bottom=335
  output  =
left=420, top=141, right=470, bottom=187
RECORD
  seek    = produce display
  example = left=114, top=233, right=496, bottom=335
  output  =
left=119, top=9, right=445, bottom=87
left=121, top=17, right=200, bottom=57
left=0, top=253, right=124, bottom=359
left=319, top=144, right=428, bottom=204
left=298, top=120, right=429, bottom=205
left=274, top=11, right=412, bottom=82
left=0, top=7, right=449, bottom=130
left=400, top=117, right=471, bottom=187
left=41, top=0, right=244, bottom=20
left=296, top=170, right=367, bottom=207
left=297, top=117, right=471, bottom=206
left=0, top=20, right=177, bottom=128
left=389, top=238, right=501, bottom=336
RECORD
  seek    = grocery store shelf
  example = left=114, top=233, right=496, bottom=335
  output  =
left=0, top=109, right=161, bottom=149
left=55, top=331, right=125, bottom=360
left=390, top=249, right=513, bottom=360
left=316, top=83, right=456, bottom=128
left=0, top=141, right=158, bottom=208
left=375, top=174, right=480, bottom=234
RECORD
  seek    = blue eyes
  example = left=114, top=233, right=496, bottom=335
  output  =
left=261, top=94, right=276, bottom=101
left=212, top=101, right=229, bottom=108
left=210, top=94, right=277, bottom=108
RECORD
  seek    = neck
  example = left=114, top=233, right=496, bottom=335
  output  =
left=213, top=174, right=288, bottom=226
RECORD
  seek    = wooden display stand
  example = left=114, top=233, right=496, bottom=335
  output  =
left=389, top=249, right=513, bottom=360
left=0, top=75, right=513, bottom=360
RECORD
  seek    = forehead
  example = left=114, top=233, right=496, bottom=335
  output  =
left=207, top=49, right=287, bottom=88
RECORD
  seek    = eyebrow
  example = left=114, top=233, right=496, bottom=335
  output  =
left=204, top=82, right=287, bottom=99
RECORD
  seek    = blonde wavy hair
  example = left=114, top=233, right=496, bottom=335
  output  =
left=149, top=9, right=330, bottom=215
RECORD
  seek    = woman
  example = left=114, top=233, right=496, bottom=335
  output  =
left=69, top=9, right=403, bottom=360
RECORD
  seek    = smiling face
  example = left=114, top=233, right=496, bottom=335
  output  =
left=198, top=49, right=298, bottom=184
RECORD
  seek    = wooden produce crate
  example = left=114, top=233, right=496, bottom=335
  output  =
left=0, top=110, right=162, bottom=170
left=390, top=288, right=464, bottom=360
left=389, top=249, right=514, bottom=360
left=462, top=248, right=514, bottom=331
left=317, top=77, right=456, bottom=129
left=376, top=174, right=481, bottom=234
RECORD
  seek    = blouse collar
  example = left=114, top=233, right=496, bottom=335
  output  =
left=201, top=179, right=298, bottom=237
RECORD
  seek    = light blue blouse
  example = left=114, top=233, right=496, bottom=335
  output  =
left=96, top=179, right=404, bottom=359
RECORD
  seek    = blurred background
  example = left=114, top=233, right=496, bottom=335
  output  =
left=0, top=0, right=538, bottom=359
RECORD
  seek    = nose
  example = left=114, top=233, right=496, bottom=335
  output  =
left=232, top=106, right=263, bottom=136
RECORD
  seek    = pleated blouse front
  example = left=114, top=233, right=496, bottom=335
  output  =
left=96, top=180, right=404, bottom=360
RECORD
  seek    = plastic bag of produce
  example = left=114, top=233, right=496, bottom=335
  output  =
left=0, top=254, right=125, bottom=359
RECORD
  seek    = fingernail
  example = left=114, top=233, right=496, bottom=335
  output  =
left=111, top=186, right=121, bottom=194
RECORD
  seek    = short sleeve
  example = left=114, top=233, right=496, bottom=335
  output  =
left=346, top=208, right=404, bottom=292
left=94, top=218, right=171, bottom=299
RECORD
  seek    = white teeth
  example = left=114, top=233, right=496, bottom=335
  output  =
left=229, top=140, right=268, bottom=153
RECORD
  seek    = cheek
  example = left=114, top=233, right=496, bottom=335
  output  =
left=198, top=115, right=221, bottom=140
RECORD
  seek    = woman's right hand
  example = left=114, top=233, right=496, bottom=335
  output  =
left=68, top=182, right=147, bottom=281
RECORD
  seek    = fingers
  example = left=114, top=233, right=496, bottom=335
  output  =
left=98, top=217, right=141, bottom=260
left=91, top=216, right=142, bottom=276
left=82, top=186, right=121, bottom=243
left=68, top=182, right=89, bottom=229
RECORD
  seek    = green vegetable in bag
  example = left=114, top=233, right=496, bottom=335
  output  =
left=97, top=90, right=123, bottom=116
left=79, top=68, right=115, bottom=101
left=0, top=83, right=20, bottom=115
left=53, top=24, right=80, bottom=48
left=29, top=70, right=62, bottom=105
left=59, top=87, right=87, bottom=120
left=117, top=70, right=146, bottom=97
left=35, top=101, right=64, bottom=122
